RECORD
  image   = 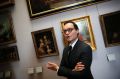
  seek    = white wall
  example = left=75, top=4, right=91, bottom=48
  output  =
left=1, top=0, right=120, bottom=79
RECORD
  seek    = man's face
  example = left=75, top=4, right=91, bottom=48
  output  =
left=63, top=23, right=79, bottom=43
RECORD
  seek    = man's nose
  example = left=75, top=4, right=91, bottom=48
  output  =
left=65, top=31, right=70, bottom=35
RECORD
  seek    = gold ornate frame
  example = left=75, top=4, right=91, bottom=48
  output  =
left=31, top=27, right=59, bottom=58
left=61, top=16, right=96, bottom=51
left=26, top=0, right=109, bottom=19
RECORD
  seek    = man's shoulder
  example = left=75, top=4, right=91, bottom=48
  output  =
left=77, top=40, right=91, bottom=48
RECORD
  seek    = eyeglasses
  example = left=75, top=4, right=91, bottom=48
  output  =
left=63, top=28, right=74, bottom=34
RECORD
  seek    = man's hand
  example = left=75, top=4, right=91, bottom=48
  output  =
left=72, top=62, right=85, bottom=71
left=46, top=62, right=59, bottom=71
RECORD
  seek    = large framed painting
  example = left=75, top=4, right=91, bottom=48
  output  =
left=26, top=0, right=109, bottom=19
left=0, top=0, right=15, bottom=8
left=0, top=46, right=19, bottom=63
left=0, top=11, right=16, bottom=46
left=31, top=27, right=59, bottom=58
left=61, top=16, right=96, bottom=51
left=99, top=10, right=120, bottom=47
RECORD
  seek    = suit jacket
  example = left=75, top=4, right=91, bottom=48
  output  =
left=57, top=40, right=94, bottom=79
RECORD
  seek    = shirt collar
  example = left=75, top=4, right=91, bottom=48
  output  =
left=69, top=38, right=78, bottom=48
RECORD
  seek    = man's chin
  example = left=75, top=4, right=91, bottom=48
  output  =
left=66, top=39, right=71, bottom=42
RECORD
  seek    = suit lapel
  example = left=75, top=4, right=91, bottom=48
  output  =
left=68, top=40, right=82, bottom=64
left=63, top=46, right=72, bottom=66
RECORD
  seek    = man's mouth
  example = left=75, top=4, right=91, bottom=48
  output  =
left=66, top=36, right=70, bottom=39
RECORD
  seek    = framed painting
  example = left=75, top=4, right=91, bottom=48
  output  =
left=0, top=46, right=19, bottom=63
left=0, top=0, right=15, bottom=8
left=0, top=71, right=12, bottom=79
left=31, top=27, right=59, bottom=58
left=61, top=16, right=96, bottom=51
left=99, top=10, right=120, bottom=47
left=0, top=11, right=16, bottom=46
left=26, top=0, right=109, bottom=19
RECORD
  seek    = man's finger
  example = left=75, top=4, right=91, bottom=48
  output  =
left=76, top=64, right=84, bottom=67
left=77, top=62, right=82, bottom=64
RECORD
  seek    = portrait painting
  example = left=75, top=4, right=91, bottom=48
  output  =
left=0, top=46, right=19, bottom=63
left=61, top=16, right=96, bottom=50
left=31, top=27, right=59, bottom=58
left=99, top=10, right=120, bottom=47
left=26, top=0, right=108, bottom=19
left=0, top=11, right=16, bottom=46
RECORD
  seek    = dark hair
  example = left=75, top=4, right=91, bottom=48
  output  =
left=64, top=21, right=79, bottom=30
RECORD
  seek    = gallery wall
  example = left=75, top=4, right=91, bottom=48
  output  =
left=0, top=0, right=120, bottom=79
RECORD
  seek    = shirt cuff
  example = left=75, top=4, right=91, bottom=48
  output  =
left=56, top=66, right=59, bottom=72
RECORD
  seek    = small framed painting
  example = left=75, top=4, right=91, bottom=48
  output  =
left=31, top=27, right=59, bottom=58
left=61, top=16, right=96, bottom=51
left=0, top=46, right=19, bottom=63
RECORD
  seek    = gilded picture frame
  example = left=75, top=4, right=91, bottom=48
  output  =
left=99, top=10, right=120, bottom=47
left=0, top=11, right=16, bottom=46
left=31, top=27, right=59, bottom=58
left=26, top=0, right=109, bottom=19
left=0, top=46, right=19, bottom=63
left=61, top=16, right=96, bottom=51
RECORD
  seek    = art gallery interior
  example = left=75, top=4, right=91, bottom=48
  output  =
left=0, top=0, right=120, bottom=79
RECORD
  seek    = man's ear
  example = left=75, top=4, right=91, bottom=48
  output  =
left=77, top=30, right=79, bottom=34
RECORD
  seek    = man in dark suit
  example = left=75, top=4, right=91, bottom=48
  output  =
left=47, top=21, right=94, bottom=79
